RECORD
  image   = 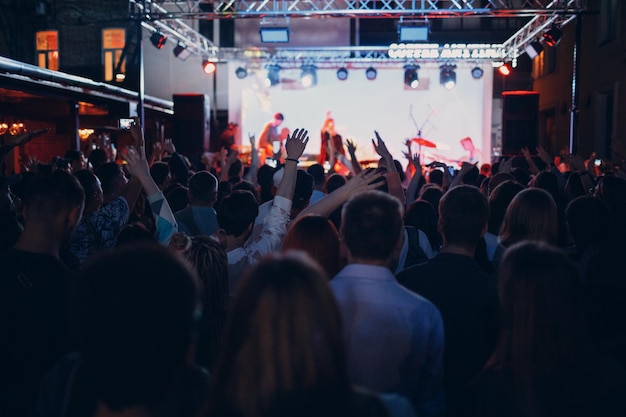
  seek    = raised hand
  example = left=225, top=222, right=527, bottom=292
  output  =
left=536, top=145, right=552, bottom=167
left=248, top=133, right=256, bottom=149
left=346, top=138, right=357, bottom=155
left=129, top=118, right=145, bottom=156
left=372, top=130, right=393, bottom=161
left=284, top=128, right=309, bottom=159
left=121, top=145, right=150, bottom=178
left=163, top=138, right=176, bottom=154
left=343, top=168, right=386, bottom=193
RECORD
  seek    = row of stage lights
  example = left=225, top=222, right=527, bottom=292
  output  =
left=149, top=28, right=482, bottom=88
left=148, top=19, right=564, bottom=80
left=235, top=63, right=484, bottom=90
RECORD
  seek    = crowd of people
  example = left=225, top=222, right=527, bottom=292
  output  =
left=1, top=120, right=626, bottom=417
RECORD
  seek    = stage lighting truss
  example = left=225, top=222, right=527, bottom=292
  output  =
left=404, top=64, right=420, bottom=89
left=300, top=64, right=317, bottom=87
left=131, top=0, right=582, bottom=68
left=439, top=64, right=457, bottom=90
left=265, top=64, right=281, bottom=87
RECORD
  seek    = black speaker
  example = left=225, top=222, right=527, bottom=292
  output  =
left=173, top=94, right=210, bottom=166
left=501, top=91, right=539, bottom=155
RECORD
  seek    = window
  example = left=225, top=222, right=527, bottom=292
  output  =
left=102, top=28, right=126, bottom=82
left=35, top=31, right=59, bottom=70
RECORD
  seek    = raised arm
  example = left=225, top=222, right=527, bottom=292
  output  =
left=276, top=128, right=309, bottom=201
left=244, top=133, right=259, bottom=183
left=404, top=152, right=422, bottom=206
left=298, top=169, right=385, bottom=219
left=373, top=131, right=406, bottom=206
left=124, top=123, right=178, bottom=243
left=345, top=138, right=363, bottom=174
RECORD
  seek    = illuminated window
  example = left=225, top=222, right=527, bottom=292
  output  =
left=35, top=31, right=59, bottom=70
left=102, top=28, right=126, bottom=82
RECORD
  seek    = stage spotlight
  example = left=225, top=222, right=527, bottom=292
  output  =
left=524, top=40, right=544, bottom=59
left=202, top=60, right=217, bottom=75
left=235, top=67, right=248, bottom=79
left=149, top=32, right=167, bottom=49
left=173, top=42, right=191, bottom=61
left=404, top=64, right=420, bottom=89
left=265, top=64, right=281, bottom=87
left=300, top=64, right=317, bottom=87
left=365, top=67, right=377, bottom=80
left=336, top=67, right=348, bottom=81
left=471, top=66, right=484, bottom=79
left=439, top=64, right=456, bottom=90
left=498, top=63, right=512, bottom=76
left=543, top=24, right=562, bottom=47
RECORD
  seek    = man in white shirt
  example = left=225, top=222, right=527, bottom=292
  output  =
left=216, top=128, right=309, bottom=294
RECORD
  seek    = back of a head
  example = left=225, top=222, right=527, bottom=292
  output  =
left=487, top=172, right=516, bottom=196
left=73, top=169, right=100, bottom=207
left=233, top=180, right=260, bottom=203
left=439, top=185, right=489, bottom=247
left=499, top=188, right=558, bottom=247
left=95, top=162, right=122, bottom=195
left=324, top=173, right=347, bottom=194
left=428, top=169, right=444, bottom=186
left=595, top=175, right=626, bottom=227
left=510, top=167, right=531, bottom=188
left=189, top=171, right=218, bottom=205
left=530, top=170, right=561, bottom=205
left=293, top=170, right=314, bottom=211
left=210, top=252, right=350, bottom=417
left=73, top=243, right=198, bottom=412
left=462, top=165, right=480, bottom=186
left=492, top=241, right=590, bottom=414
left=341, top=190, right=403, bottom=262
left=418, top=184, right=444, bottom=217
left=150, top=161, right=170, bottom=187
left=166, top=185, right=190, bottom=213
left=487, top=180, right=525, bottom=235
left=88, top=148, right=107, bottom=170
left=216, top=190, right=259, bottom=237
left=566, top=196, right=614, bottom=248
left=23, top=170, right=85, bottom=222
left=307, top=164, right=326, bottom=187
left=405, top=200, right=441, bottom=250
left=282, top=215, right=341, bottom=279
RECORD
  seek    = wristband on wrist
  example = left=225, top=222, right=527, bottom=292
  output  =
left=285, top=158, right=298, bottom=163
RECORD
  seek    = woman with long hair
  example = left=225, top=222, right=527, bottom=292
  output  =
left=182, top=234, right=229, bottom=371
left=494, top=188, right=558, bottom=265
left=205, top=252, right=414, bottom=417
left=475, top=241, right=625, bottom=417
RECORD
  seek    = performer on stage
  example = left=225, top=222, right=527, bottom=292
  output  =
left=258, top=112, right=284, bottom=163
left=318, top=112, right=346, bottom=170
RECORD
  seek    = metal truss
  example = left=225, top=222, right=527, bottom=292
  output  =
left=143, top=1, right=581, bottom=19
left=501, top=0, right=579, bottom=62
left=129, top=0, right=585, bottom=64
left=130, top=0, right=218, bottom=59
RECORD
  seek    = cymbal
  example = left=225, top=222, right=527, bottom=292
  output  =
left=412, top=137, right=437, bottom=148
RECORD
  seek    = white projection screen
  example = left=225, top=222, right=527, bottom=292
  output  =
left=227, top=61, right=493, bottom=168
